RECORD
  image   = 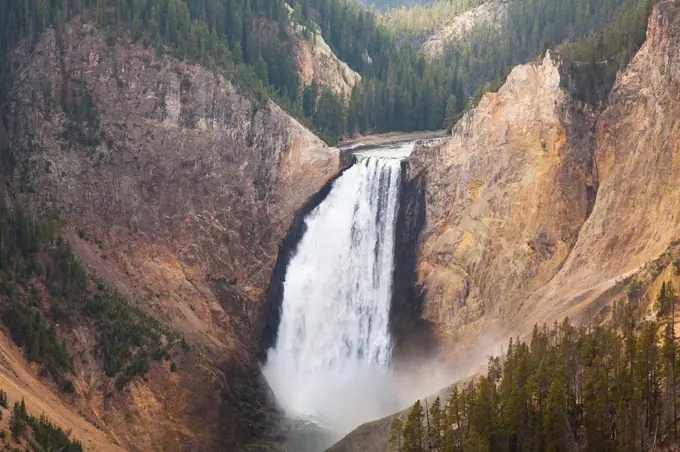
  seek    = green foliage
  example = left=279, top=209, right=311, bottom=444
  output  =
left=628, top=279, right=644, bottom=303
left=10, top=400, right=27, bottom=441
left=0, top=0, right=293, bottom=133
left=0, top=0, right=663, bottom=145
left=0, top=389, right=7, bottom=409
left=397, top=303, right=680, bottom=451
left=29, top=412, right=84, bottom=451
left=0, top=189, right=174, bottom=391
left=380, top=0, right=488, bottom=36
left=561, top=0, right=662, bottom=70
left=313, top=88, right=346, bottom=145
left=8, top=396, right=82, bottom=451
left=388, top=417, right=403, bottom=451
left=62, top=379, right=76, bottom=394
left=85, top=288, right=166, bottom=377
left=1, top=303, right=74, bottom=375
left=427, top=396, right=442, bottom=450
left=403, top=399, right=424, bottom=452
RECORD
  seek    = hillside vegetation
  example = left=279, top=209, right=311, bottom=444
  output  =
left=380, top=0, right=491, bottom=40
left=0, top=0, right=665, bottom=143
left=3, top=393, right=84, bottom=451
left=393, top=283, right=680, bottom=451
left=0, top=140, right=179, bottom=394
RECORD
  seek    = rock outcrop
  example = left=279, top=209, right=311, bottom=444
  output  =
left=3, top=19, right=341, bottom=451
left=328, top=7, right=680, bottom=450
left=421, top=0, right=508, bottom=59
left=408, top=0, right=680, bottom=352
left=294, top=29, right=361, bottom=99
left=256, top=16, right=361, bottom=99
left=408, top=49, right=599, bottom=345
left=524, top=0, right=680, bottom=325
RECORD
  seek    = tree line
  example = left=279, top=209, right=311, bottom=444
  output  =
left=0, top=0, right=665, bottom=144
left=6, top=395, right=83, bottom=450
left=390, top=282, right=680, bottom=451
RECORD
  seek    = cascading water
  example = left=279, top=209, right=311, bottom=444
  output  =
left=263, top=156, right=404, bottom=439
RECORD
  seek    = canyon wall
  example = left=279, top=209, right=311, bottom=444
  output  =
left=330, top=3, right=680, bottom=448
left=408, top=49, right=599, bottom=346
left=3, top=19, right=341, bottom=451
left=408, top=0, right=680, bottom=356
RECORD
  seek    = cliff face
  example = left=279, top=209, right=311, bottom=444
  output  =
left=328, top=3, right=680, bottom=450
left=256, top=16, right=361, bottom=99
left=408, top=50, right=599, bottom=344
left=409, top=0, right=680, bottom=350
left=8, top=23, right=340, bottom=302
left=526, top=0, right=680, bottom=324
left=294, top=29, right=361, bottom=99
left=3, top=19, right=340, bottom=451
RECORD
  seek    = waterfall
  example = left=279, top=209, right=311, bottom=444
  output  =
left=263, top=157, right=403, bottom=435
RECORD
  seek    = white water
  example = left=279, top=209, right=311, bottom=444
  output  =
left=263, top=157, right=404, bottom=437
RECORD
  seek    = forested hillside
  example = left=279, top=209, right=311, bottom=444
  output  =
left=0, top=149, right=180, bottom=394
left=2, top=392, right=84, bottom=451
left=0, top=0, right=665, bottom=144
left=380, top=0, right=490, bottom=41
left=358, top=0, right=431, bottom=11
left=392, top=284, right=680, bottom=451
left=439, top=0, right=660, bottom=95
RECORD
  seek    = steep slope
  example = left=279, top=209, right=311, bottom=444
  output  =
left=407, top=0, right=680, bottom=353
left=420, top=0, right=508, bottom=59
left=7, top=22, right=340, bottom=301
left=291, top=25, right=361, bottom=99
left=0, top=330, right=123, bottom=451
left=523, top=0, right=680, bottom=325
left=407, top=49, right=600, bottom=345
left=327, top=2, right=680, bottom=449
left=2, top=19, right=341, bottom=451
left=255, top=16, right=361, bottom=100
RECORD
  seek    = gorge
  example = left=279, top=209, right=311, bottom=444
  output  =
left=0, top=0, right=679, bottom=450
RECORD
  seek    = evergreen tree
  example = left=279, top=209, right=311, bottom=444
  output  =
left=403, top=399, right=424, bottom=452
left=428, top=396, right=443, bottom=451
left=388, top=417, right=404, bottom=452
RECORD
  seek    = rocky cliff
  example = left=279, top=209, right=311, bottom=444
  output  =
left=524, top=0, right=680, bottom=325
left=408, top=0, right=680, bottom=356
left=421, top=0, right=508, bottom=59
left=408, top=49, right=599, bottom=346
left=256, top=16, right=361, bottom=99
left=2, top=18, right=341, bottom=451
left=293, top=27, right=361, bottom=99
left=328, top=2, right=680, bottom=448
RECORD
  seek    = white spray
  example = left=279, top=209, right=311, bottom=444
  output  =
left=263, top=157, right=403, bottom=436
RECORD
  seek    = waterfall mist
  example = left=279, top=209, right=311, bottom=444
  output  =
left=263, top=157, right=406, bottom=438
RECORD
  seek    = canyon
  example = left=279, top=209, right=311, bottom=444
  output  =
left=0, top=0, right=679, bottom=450
left=331, top=1, right=680, bottom=449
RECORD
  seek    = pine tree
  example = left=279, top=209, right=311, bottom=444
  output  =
left=403, top=400, right=425, bottom=452
left=10, top=399, right=27, bottom=441
left=388, top=417, right=404, bottom=452
left=465, top=425, right=490, bottom=452
left=428, top=396, right=443, bottom=451
left=444, top=387, right=463, bottom=452
left=544, top=375, right=565, bottom=452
